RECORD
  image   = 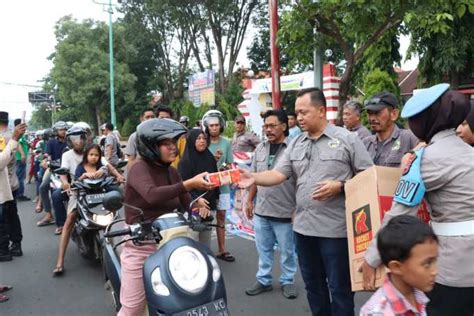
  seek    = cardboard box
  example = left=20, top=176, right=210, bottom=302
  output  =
left=345, top=166, right=430, bottom=291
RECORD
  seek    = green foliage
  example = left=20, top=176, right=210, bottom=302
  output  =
left=223, top=121, right=235, bottom=139
left=171, top=100, right=209, bottom=128
left=362, top=68, right=399, bottom=102
left=278, top=0, right=410, bottom=117
left=121, top=118, right=138, bottom=137
left=216, top=78, right=244, bottom=121
left=405, top=0, right=474, bottom=87
left=29, top=103, right=52, bottom=130
left=47, top=16, right=137, bottom=132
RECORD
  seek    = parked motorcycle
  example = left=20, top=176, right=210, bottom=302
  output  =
left=54, top=168, right=120, bottom=261
left=102, top=191, right=229, bottom=315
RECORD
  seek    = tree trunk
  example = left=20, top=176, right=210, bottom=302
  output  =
left=337, top=62, right=353, bottom=126
left=94, top=105, right=101, bottom=135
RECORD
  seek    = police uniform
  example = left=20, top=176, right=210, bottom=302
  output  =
left=251, top=137, right=297, bottom=287
left=365, top=84, right=474, bottom=316
left=363, top=125, right=419, bottom=167
left=232, top=131, right=260, bottom=153
left=275, top=123, right=373, bottom=315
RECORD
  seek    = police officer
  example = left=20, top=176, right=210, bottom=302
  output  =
left=363, top=92, right=419, bottom=167
left=232, top=115, right=260, bottom=153
left=456, top=101, right=474, bottom=146
left=244, top=109, right=298, bottom=299
left=342, top=100, right=371, bottom=140
left=239, top=88, right=374, bottom=316
left=362, top=84, right=474, bottom=316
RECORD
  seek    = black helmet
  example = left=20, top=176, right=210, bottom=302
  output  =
left=202, top=110, right=225, bottom=134
left=136, top=118, right=187, bottom=163
left=43, top=128, right=55, bottom=141
left=179, top=115, right=190, bottom=124
left=66, top=125, right=87, bottom=152
left=53, top=121, right=68, bottom=131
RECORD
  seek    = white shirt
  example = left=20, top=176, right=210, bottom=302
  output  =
left=60, top=149, right=108, bottom=176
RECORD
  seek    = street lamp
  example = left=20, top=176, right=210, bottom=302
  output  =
left=93, top=0, right=117, bottom=127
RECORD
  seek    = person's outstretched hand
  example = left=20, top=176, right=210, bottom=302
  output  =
left=238, top=168, right=255, bottom=189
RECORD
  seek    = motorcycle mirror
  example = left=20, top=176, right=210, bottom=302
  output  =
left=54, top=167, right=70, bottom=176
left=116, top=160, right=128, bottom=169
left=102, top=191, right=124, bottom=211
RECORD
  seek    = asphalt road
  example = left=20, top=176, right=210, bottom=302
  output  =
left=1, top=182, right=371, bottom=315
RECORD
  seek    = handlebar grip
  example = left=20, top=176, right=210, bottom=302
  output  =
left=104, top=227, right=131, bottom=238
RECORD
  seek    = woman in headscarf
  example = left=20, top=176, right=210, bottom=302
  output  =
left=362, top=84, right=474, bottom=316
left=456, top=101, right=474, bottom=146
left=178, top=128, right=220, bottom=248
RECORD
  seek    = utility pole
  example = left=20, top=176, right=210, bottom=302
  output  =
left=93, top=0, right=116, bottom=126
left=313, top=0, right=323, bottom=89
left=269, top=0, right=281, bottom=109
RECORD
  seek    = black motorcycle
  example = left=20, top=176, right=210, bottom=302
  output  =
left=102, top=191, right=229, bottom=316
left=55, top=168, right=120, bottom=261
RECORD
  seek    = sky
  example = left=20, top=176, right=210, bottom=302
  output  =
left=0, top=1, right=418, bottom=122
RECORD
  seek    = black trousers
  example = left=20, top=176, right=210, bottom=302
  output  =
left=0, top=203, right=9, bottom=253
left=3, top=196, right=22, bottom=244
left=427, top=282, right=474, bottom=316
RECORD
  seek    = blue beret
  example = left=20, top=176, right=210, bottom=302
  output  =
left=401, top=83, right=450, bottom=118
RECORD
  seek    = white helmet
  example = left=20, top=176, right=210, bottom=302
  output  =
left=35, top=130, right=44, bottom=138
left=72, top=122, right=92, bottom=141
left=202, top=110, right=225, bottom=134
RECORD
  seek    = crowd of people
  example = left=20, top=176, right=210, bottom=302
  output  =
left=0, top=83, right=473, bottom=316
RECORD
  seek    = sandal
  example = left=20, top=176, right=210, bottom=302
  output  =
left=53, top=266, right=65, bottom=277
left=54, top=227, right=63, bottom=235
left=0, top=285, right=12, bottom=293
left=0, top=294, right=8, bottom=303
left=37, top=218, right=55, bottom=227
left=35, top=205, right=42, bottom=213
left=216, top=252, right=235, bottom=262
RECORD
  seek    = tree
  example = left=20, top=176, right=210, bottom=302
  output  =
left=119, top=0, right=195, bottom=103
left=362, top=68, right=399, bottom=102
left=47, top=16, right=137, bottom=133
left=279, top=0, right=413, bottom=122
left=202, top=0, right=263, bottom=92
left=405, top=1, right=474, bottom=88
left=29, top=103, right=52, bottom=130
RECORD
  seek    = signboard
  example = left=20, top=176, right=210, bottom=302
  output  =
left=188, top=70, right=215, bottom=107
left=250, top=71, right=315, bottom=94
left=28, top=91, right=51, bottom=103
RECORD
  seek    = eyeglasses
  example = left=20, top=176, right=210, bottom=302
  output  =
left=263, top=123, right=282, bottom=130
left=159, top=141, right=177, bottom=149
left=235, top=121, right=245, bottom=125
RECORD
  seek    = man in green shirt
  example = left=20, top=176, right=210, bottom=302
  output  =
left=202, top=110, right=235, bottom=262
left=14, top=119, right=29, bottom=201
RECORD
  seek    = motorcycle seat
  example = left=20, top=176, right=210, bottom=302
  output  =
left=107, top=220, right=127, bottom=258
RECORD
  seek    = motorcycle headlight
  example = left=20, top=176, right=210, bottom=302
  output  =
left=92, top=212, right=114, bottom=227
left=150, top=267, right=170, bottom=296
left=169, top=246, right=208, bottom=294
left=207, top=255, right=221, bottom=282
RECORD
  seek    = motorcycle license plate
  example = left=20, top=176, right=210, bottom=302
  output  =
left=173, top=298, right=228, bottom=316
left=85, top=193, right=106, bottom=204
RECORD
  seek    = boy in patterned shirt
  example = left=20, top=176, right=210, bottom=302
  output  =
left=360, top=215, right=438, bottom=316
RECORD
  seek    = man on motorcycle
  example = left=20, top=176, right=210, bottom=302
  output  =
left=37, top=121, right=68, bottom=227
left=118, top=118, right=215, bottom=316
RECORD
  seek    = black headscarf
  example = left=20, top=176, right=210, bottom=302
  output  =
left=408, top=90, right=471, bottom=143
left=466, top=100, right=474, bottom=131
left=178, top=129, right=219, bottom=210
